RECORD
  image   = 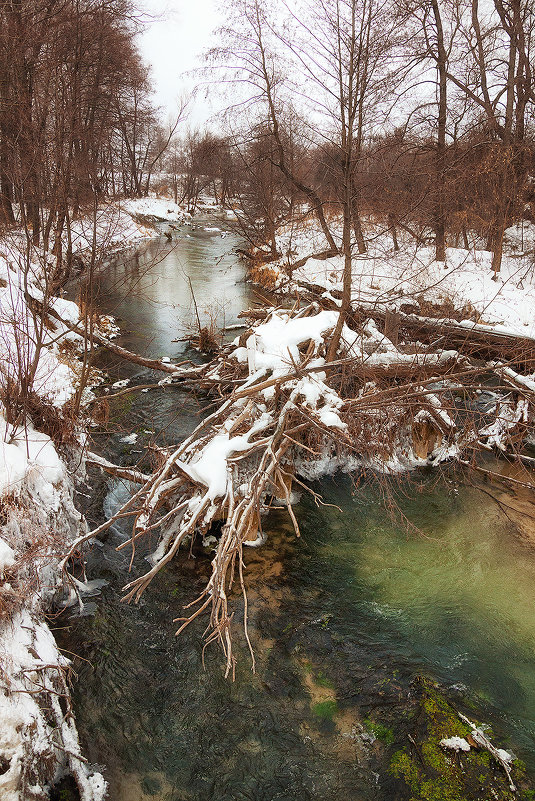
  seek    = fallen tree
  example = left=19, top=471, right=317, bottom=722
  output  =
left=62, top=299, right=535, bottom=676
left=296, top=278, right=535, bottom=369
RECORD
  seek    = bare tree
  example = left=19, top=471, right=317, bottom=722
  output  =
left=444, top=0, right=535, bottom=274
left=217, top=0, right=400, bottom=355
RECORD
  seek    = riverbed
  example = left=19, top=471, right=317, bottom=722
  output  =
left=59, top=220, right=535, bottom=800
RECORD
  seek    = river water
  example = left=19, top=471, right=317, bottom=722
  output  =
left=60, top=220, right=535, bottom=800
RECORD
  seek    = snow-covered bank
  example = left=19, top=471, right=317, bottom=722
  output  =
left=0, top=404, right=107, bottom=799
left=268, top=219, right=535, bottom=341
left=121, top=196, right=189, bottom=226
left=0, top=195, right=190, bottom=800
left=0, top=240, right=106, bottom=796
left=67, top=197, right=190, bottom=264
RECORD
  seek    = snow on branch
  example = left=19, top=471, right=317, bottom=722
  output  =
left=69, top=303, right=535, bottom=674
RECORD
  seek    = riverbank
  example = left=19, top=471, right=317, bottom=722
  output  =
left=0, top=195, right=199, bottom=800
left=255, top=217, right=535, bottom=341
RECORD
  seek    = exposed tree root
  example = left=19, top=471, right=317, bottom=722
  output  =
left=71, top=301, right=535, bottom=672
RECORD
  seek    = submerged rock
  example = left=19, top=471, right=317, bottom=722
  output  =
left=389, top=677, right=531, bottom=801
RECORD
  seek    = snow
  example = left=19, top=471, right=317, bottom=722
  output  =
left=178, top=433, right=254, bottom=500
left=1, top=194, right=531, bottom=795
left=440, top=736, right=471, bottom=752
left=122, top=196, right=186, bottom=223
left=0, top=254, right=80, bottom=406
left=0, top=419, right=64, bottom=499
left=231, top=311, right=353, bottom=433
left=234, top=310, right=338, bottom=375
left=0, top=538, right=15, bottom=576
left=479, top=397, right=529, bottom=450
left=272, top=219, right=535, bottom=340
left=0, top=611, right=106, bottom=801
left=497, top=748, right=514, bottom=764
left=68, top=203, right=153, bottom=255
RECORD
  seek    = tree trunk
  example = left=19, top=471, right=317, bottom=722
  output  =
left=388, top=214, right=399, bottom=251
left=431, top=0, right=447, bottom=263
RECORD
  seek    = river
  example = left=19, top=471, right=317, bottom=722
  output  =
left=58, top=219, right=535, bottom=800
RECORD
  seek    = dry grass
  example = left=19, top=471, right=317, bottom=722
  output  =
left=248, top=261, right=279, bottom=289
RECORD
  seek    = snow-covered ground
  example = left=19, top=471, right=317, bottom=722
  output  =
left=120, top=196, right=189, bottom=225
left=272, top=219, right=535, bottom=340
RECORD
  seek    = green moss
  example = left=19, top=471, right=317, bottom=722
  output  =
left=391, top=750, right=420, bottom=791
left=314, top=671, right=334, bottom=689
left=390, top=744, right=468, bottom=801
left=421, top=683, right=469, bottom=740
left=420, top=777, right=467, bottom=801
left=312, top=699, right=338, bottom=720
left=421, top=740, right=452, bottom=773
left=364, top=717, right=395, bottom=745
left=389, top=680, right=519, bottom=801
left=474, top=751, right=491, bottom=767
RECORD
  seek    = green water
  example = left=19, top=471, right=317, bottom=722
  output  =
left=294, top=475, right=535, bottom=760
left=61, top=222, right=535, bottom=799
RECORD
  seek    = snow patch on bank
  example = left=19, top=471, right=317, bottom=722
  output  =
left=121, top=196, right=187, bottom=224
left=272, top=220, right=535, bottom=340
left=0, top=610, right=106, bottom=801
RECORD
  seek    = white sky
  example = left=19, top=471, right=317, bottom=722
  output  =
left=137, top=0, right=224, bottom=128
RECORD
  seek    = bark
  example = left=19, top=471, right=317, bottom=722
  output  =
left=365, top=305, right=535, bottom=368
left=388, top=213, right=399, bottom=251
left=431, top=0, right=447, bottom=262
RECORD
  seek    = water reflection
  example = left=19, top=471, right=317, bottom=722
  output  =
left=87, top=223, right=253, bottom=361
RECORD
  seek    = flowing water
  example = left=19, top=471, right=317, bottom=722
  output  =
left=60, top=219, right=535, bottom=800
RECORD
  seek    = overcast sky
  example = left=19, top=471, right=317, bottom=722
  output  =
left=137, top=0, right=224, bottom=127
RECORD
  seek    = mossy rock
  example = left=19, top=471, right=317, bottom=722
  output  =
left=364, top=717, right=395, bottom=746
left=389, top=678, right=530, bottom=801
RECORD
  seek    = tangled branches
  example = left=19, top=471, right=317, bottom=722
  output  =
left=63, top=301, right=535, bottom=674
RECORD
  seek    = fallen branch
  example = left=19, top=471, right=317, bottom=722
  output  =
left=457, top=712, right=516, bottom=791
left=85, top=452, right=150, bottom=484
left=66, top=303, right=535, bottom=673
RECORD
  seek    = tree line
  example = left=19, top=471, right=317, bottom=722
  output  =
left=154, top=0, right=535, bottom=299
left=2, top=0, right=534, bottom=288
left=0, top=0, right=183, bottom=276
